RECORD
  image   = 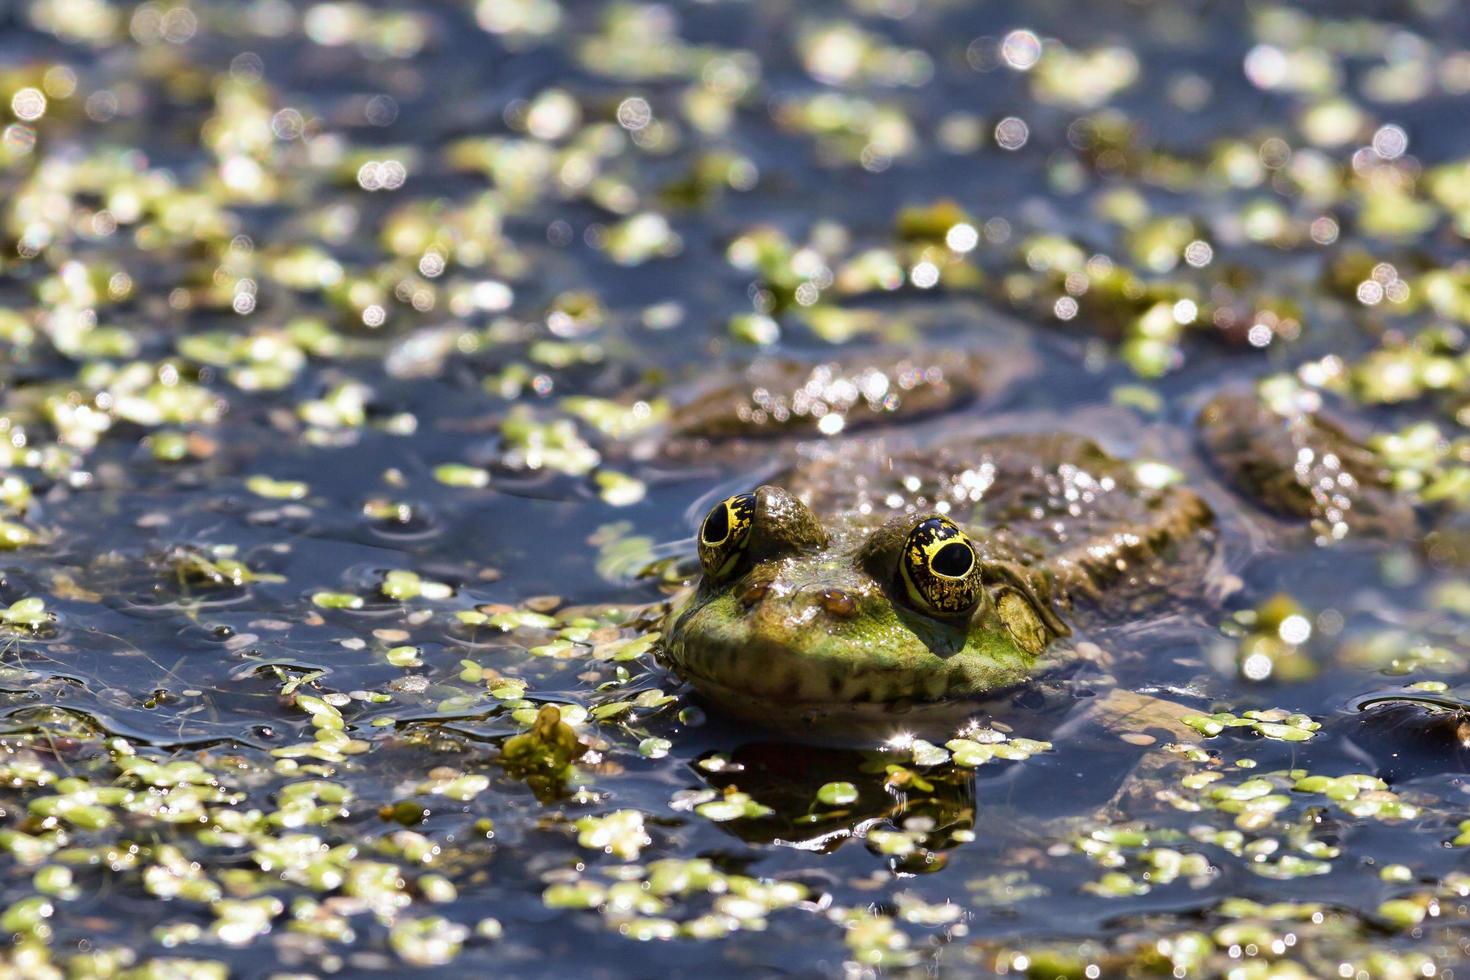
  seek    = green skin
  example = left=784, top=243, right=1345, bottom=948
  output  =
left=661, top=432, right=1216, bottom=732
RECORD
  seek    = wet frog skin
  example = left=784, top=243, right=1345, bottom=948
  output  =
left=661, top=431, right=1214, bottom=730
left=668, top=348, right=1000, bottom=442
left=1197, top=388, right=1417, bottom=542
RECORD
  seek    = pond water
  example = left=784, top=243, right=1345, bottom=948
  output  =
left=4, top=0, right=1470, bottom=976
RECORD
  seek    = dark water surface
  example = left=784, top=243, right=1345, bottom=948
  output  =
left=4, top=0, right=1470, bottom=976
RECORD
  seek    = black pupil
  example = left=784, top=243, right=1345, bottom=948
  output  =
left=931, top=541, right=973, bottom=577
left=703, top=504, right=731, bottom=545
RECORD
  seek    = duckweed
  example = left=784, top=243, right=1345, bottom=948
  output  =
left=1183, top=709, right=1321, bottom=741
left=4, top=0, right=1470, bottom=973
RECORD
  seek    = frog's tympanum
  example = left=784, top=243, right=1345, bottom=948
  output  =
left=662, top=433, right=1214, bottom=729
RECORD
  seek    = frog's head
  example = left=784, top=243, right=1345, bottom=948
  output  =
left=662, top=486, right=1069, bottom=728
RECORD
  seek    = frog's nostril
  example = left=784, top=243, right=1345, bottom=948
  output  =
left=739, top=580, right=771, bottom=608
left=817, top=587, right=857, bottom=619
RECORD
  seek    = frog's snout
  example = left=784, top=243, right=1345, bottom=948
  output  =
left=736, top=580, right=870, bottom=632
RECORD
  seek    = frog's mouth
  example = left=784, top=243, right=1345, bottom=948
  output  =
left=680, top=670, right=1029, bottom=739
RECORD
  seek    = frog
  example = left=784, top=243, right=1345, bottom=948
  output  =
left=660, top=427, right=1215, bottom=732
left=652, top=319, right=1437, bottom=735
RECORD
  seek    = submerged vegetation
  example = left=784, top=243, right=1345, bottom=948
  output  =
left=3, top=0, right=1470, bottom=976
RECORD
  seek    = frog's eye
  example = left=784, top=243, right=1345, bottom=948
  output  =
left=900, top=515, right=985, bottom=617
left=698, top=492, right=758, bottom=582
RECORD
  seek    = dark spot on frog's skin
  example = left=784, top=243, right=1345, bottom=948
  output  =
left=817, top=588, right=857, bottom=618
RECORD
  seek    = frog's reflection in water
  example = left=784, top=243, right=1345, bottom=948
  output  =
left=685, top=686, right=1177, bottom=869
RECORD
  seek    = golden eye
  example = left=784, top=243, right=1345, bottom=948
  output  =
left=698, top=492, right=757, bottom=581
left=900, top=515, right=984, bottom=616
